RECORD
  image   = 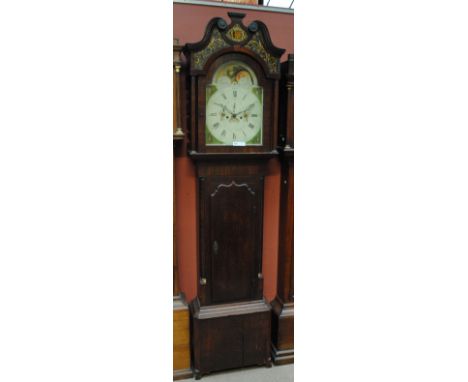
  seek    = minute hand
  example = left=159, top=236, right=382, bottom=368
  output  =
left=238, top=103, right=256, bottom=114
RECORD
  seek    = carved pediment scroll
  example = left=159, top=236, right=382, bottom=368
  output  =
left=184, top=12, right=285, bottom=78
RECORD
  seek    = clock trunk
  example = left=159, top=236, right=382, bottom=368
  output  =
left=191, top=160, right=271, bottom=379
left=198, top=167, right=264, bottom=306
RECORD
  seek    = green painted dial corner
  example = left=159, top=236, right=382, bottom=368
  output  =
left=246, top=130, right=262, bottom=145
left=206, top=85, right=218, bottom=102
left=252, top=86, right=263, bottom=103
left=205, top=126, right=223, bottom=145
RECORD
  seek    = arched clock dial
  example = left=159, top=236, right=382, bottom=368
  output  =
left=205, top=60, right=263, bottom=146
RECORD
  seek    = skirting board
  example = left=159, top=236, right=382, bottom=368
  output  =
left=173, top=368, right=193, bottom=381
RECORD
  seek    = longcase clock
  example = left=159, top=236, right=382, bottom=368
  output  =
left=173, top=39, right=192, bottom=381
left=183, top=12, right=284, bottom=379
left=271, top=53, right=294, bottom=364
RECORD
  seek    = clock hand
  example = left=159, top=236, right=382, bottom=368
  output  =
left=225, top=106, right=234, bottom=115
left=214, top=102, right=226, bottom=110
left=214, top=102, right=235, bottom=116
left=238, top=103, right=256, bottom=115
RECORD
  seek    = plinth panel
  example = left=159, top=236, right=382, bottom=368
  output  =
left=271, top=299, right=294, bottom=365
left=190, top=299, right=271, bottom=379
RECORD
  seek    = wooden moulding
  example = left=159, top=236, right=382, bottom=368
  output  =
left=191, top=298, right=270, bottom=319
left=188, top=150, right=279, bottom=161
left=173, top=295, right=192, bottom=380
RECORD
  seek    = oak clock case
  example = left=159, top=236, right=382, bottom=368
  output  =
left=183, top=12, right=284, bottom=379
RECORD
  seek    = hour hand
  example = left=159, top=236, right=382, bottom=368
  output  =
left=214, top=102, right=226, bottom=110
left=225, top=106, right=235, bottom=115
left=214, top=102, right=234, bottom=115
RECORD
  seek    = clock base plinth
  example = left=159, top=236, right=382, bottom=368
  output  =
left=173, top=295, right=192, bottom=380
left=271, top=343, right=294, bottom=365
left=190, top=298, right=272, bottom=379
left=271, top=297, right=294, bottom=365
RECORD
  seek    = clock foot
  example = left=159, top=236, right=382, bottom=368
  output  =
left=194, top=369, right=202, bottom=380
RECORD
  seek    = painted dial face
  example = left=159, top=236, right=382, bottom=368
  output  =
left=205, top=60, right=263, bottom=146
left=206, top=85, right=263, bottom=145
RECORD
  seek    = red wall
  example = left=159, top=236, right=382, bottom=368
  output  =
left=174, top=3, right=293, bottom=303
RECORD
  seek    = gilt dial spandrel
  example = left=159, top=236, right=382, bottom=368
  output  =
left=205, top=61, right=263, bottom=146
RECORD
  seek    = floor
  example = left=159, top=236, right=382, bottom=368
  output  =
left=181, top=364, right=294, bottom=382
